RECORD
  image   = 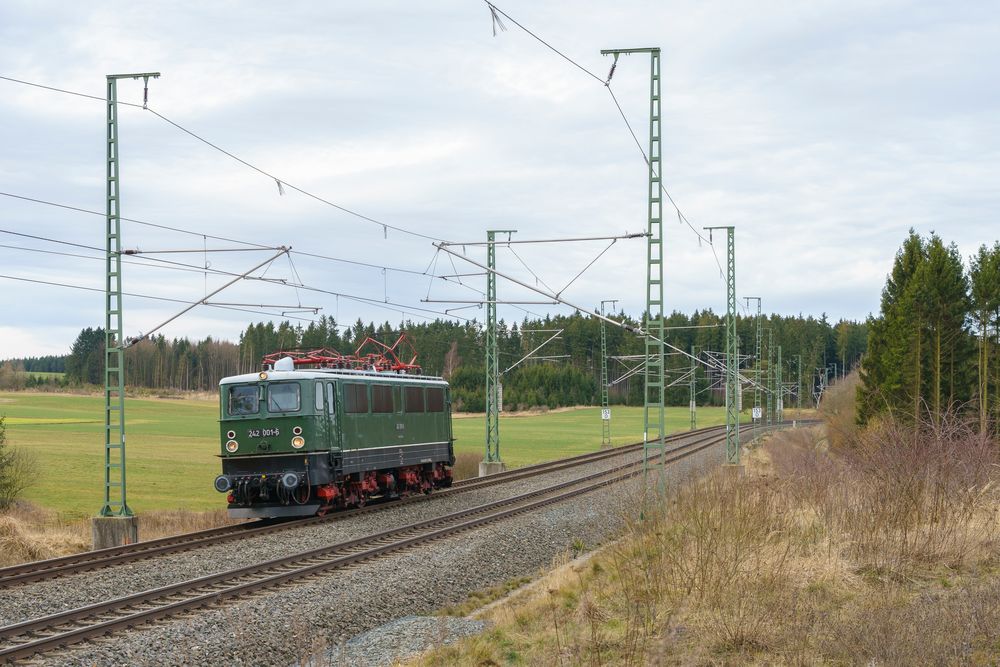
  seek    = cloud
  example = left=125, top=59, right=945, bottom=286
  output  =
left=1, top=0, right=998, bottom=358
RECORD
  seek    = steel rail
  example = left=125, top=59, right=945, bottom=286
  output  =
left=0, top=424, right=729, bottom=588
left=0, top=426, right=764, bottom=663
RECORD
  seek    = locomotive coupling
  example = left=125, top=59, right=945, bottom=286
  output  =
left=214, top=472, right=302, bottom=493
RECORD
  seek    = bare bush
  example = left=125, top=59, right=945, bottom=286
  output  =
left=0, top=361, right=26, bottom=391
left=769, top=414, right=1000, bottom=579
left=0, top=417, right=37, bottom=511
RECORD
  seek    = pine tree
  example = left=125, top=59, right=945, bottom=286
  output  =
left=859, top=231, right=927, bottom=423
left=971, top=241, right=1000, bottom=433
left=915, top=237, right=970, bottom=419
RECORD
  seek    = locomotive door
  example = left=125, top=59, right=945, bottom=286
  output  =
left=326, top=381, right=339, bottom=447
left=315, top=381, right=331, bottom=443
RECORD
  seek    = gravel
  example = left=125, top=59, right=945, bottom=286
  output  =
left=300, top=615, right=490, bottom=667
left=0, top=446, right=649, bottom=627
left=9, top=434, right=724, bottom=666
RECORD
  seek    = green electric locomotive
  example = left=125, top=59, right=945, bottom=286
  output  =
left=213, top=356, right=454, bottom=518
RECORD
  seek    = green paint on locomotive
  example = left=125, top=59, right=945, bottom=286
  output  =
left=218, top=371, right=454, bottom=456
left=216, top=367, right=455, bottom=517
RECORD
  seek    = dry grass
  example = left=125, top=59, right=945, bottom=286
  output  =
left=450, top=451, right=482, bottom=482
left=0, top=502, right=236, bottom=567
left=818, top=369, right=861, bottom=449
left=410, top=415, right=1000, bottom=666
left=0, top=507, right=89, bottom=567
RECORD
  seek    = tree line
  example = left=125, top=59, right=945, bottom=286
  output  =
left=19, top=309, right=866, bottom=411
left=859, top=230, right=1000, bottom=431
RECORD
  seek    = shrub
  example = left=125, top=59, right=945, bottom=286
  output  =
left=0, top=417, right=37, bottom=511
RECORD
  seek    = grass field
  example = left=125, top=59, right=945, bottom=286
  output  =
left=0, top=391, right=738, bottom=519
left=22, top=371, right=66, bottom=380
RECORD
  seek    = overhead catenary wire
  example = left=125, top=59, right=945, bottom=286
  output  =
left=0, top=196, right=511, bottom=329
left=435, top=241, right=769, bottom=390
left=480, top=2, right=727, bottom=278
left=0, top=241, right=285, bottom=280
left=1, top=70, right=669, bottom=334
left=142, top=107, right=447, bottom=244
left=0, top=230, right=480, bottom=328
left=2, top=72, right=657, bottom=333
left=0, top=273, right=320, bottom=324
left=0, top=74, right=449, bottom=245
left=0, top=227, right=288, bottom=281
left=0, top=191, right=274, bottom=250
left=0, top=185, right=543, bottom=323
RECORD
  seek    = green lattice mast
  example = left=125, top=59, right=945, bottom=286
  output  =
left=777, top=345, right=783, bottom=423
left=766, top=328, right=775, bottom=426
left=601, top=47, right=665, bottom=484
left=483, top=230, right=514, bottom=470
left=600, top=299, right=618, bottom=448
left=706, top=227, right=738, bottom=464
left=744, top=297, right=762, bottom=439
left=100, top=72, right=158, bottom=518
left=689, top=345, right=697, bottom=430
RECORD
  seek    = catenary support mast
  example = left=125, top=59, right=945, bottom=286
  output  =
left=689, top=345, right=697, bottom=430
left=744, top=296, right=762, bottom=440
left=777, top=345, right=783, bottom=423
left=481, top=229, right=515, bottom=476
left=705, top=226, right=739, bottom=464
left=601, top=47, right=665, bottom=486
left=101, top=72, right=159, bottom=519
left=766, top=328, right=775, bottom=426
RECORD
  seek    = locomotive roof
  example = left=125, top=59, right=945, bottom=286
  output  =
left=219, top=368, right=448, bottom=386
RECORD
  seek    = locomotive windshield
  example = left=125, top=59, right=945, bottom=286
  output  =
left=228, top=385, right=259, bottom=415
left=267, top=382, right=301, bottom=413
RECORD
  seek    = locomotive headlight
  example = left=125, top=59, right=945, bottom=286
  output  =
left=291, top=436, right=305, bottom=449
left=258, top=372, right=268, bottom=380
left=226, top=430, right=236, bottom=440
left=292, top=426, right=303, bottom=436
left=226, top=439, right=239, bottom=453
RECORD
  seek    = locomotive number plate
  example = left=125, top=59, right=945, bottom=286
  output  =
left=247, top=427, right=280, bottom=438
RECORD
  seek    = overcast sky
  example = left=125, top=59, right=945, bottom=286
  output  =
left=1, top=0, right=997, bottom=358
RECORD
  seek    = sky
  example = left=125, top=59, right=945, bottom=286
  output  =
left=0, top=0, right=998, bottom=358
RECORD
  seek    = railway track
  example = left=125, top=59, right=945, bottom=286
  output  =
left=0, top=426, right=750, bottom=664
left=0, top=424, right=729, bottom=589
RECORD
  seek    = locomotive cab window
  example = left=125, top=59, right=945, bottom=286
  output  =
left=228, top=385, right=259, bottom=416
left=267, top=382, right=301, bottom=413
left=404, top=386, right=425, bottom=413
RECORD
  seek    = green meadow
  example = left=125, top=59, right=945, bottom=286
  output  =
left=0, top=391, right=731, bottom=519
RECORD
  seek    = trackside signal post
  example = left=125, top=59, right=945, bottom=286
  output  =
left=705, top=226, right=740, bottom=466
left=480, top=229, right=515, bottom=477
left=95, top=72, right=159, bottom=550
left=601, top=46, right=666, bottom=490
